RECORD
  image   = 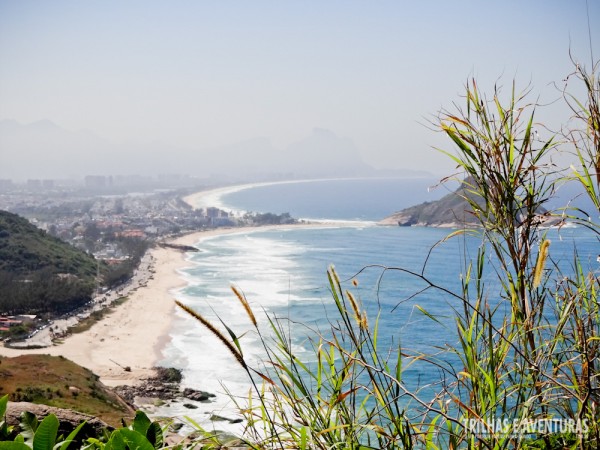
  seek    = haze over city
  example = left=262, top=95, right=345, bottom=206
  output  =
left=1, top=1, right=598, bottom=180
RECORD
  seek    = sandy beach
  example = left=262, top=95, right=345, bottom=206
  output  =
left=0, top=221, right=358, bottom=387
left=0, top=226, right=263, bottom=385
left=0, top=233, right=195, bottom=386
left=0, top=179, right=370, bottom=389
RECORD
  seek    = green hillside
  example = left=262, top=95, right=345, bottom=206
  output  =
left=0, top=354, right=134, bottom=426
left=0, top=210, right=99, bottom=315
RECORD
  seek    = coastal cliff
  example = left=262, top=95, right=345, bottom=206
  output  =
left=379, top=177, right=557, bottom=228
left=379, top=179, right=479, bottom=227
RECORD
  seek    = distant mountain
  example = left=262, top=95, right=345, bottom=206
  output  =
left=0, top=120, right=431, bottom=180
left=0, top=119, right=117, bottom=180
left=0, top=210, right=98, bottom=314
left=282, top=128, right=373, bottom=177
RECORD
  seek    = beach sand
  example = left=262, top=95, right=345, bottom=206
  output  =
left=0, top=227, right=261, bottom=386
left=0, top=222, right=354, bottom=387
left=0, top=236, right=191, bottom=386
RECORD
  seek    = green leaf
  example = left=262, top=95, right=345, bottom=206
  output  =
left=0, top=396, right=7, bottom=419
left=216, top=318, right=244, bottom=357
left=58, top=421, right=86, bottom=450
left=424, top=414, right=441, bottom=448
left=116, top=429, right=154, bottom=450
left=395, top=344, right=403, bottom=383
left=182, top=415, right=203, bottom=431
left=300, top=426, right=308, bottom=450
left=32, top=414, right=59, bottom=450
left=84, top=437, right=105, bottom=449
left=444, top=128, right=475, bottom=160
left=0, top=442, right=32, bottom=450
left=19, top=411, right=39, bottom=442
left=145, top=422, right=163, bottom=450
left=434, top=146, right=467, bottom=168
left=104, top=430, right=126, bottom=450
left=415, top=305, right=444, bottom=325
left=0, top=395, right=11, bottom=440
left=131, top=411, right=151, bottom=436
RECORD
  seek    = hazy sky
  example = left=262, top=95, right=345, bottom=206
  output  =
left=0, top=1, right=598, bottom=174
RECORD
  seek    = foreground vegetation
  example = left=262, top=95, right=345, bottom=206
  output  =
left=173, top=57, right=600, bottom=449
left=0, top=395, right=244, bottom=450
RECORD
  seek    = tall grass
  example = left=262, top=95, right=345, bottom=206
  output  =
left=177, top=58, right=600, bottom=449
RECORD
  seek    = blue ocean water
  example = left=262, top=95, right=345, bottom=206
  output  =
left=160, top=178, right=600, bottom=429
left=221, top=177, right=453, bottom=221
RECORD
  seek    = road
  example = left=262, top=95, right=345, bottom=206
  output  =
left=8, top=251, right=157, bottom=348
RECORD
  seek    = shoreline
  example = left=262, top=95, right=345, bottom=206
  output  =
left=0, top=241, right=187, bottom=386
left=1, top=176, right=377, bottom=389
left=182, top=176, right=429, bottom=214
left=0, top=222, right=365, bottom=388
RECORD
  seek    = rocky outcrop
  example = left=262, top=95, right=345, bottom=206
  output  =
left=379, top=188, right=476, bottom=227
left=6, top=402, right=111, bottom=437
left=379, top=177, right=559, bottom=228
left=182, top=387, right=216, bottom=402
left=158, top=243, right=199, bottom=252
left=113, top=367, right=215, bottom=407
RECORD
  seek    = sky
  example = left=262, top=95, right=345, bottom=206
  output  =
left=0, top=0, right=598, bottom=176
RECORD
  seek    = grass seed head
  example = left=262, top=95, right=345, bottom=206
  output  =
left=175, top=300, right=246, bottom=369
left=231, top=285, right=257, bottom=327
left=533, top=239, right=551, bottom=288
left=346, top=290, right=362, bottom=325
left=329, top=265, right=341, bottom=286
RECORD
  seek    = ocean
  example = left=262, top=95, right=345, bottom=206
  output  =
left=158, top=177, right=600, bottom=432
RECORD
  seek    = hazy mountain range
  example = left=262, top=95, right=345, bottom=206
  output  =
left=0, top=120, right=430, bottom=181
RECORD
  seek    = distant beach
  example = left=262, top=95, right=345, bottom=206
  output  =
left=182, top=177, right=395, bottom=216
left=183, top=179, right=343, bottom=212
left=0, top=178, right=433, bottom=390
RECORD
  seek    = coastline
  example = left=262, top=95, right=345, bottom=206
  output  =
left=1, top=175, right=376, bottom=390
left=0, top=222, right=364, bottom=388
left=182, top=178, right=348, bottom=211
left=182, top=176, right=419, bottom=214
left=0, top=241, right=187, bottom=386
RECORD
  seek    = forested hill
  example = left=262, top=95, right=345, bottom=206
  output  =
left=0, top=210, right=98, bottom=315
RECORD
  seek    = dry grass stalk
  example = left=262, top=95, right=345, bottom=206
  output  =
left=533, top=240, right=550, bottom=288
left=175, top=300, right=247, bottom=369
left=346, top=290, right=362, bottom=325
left=231, top=285, right=257, bottom=327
